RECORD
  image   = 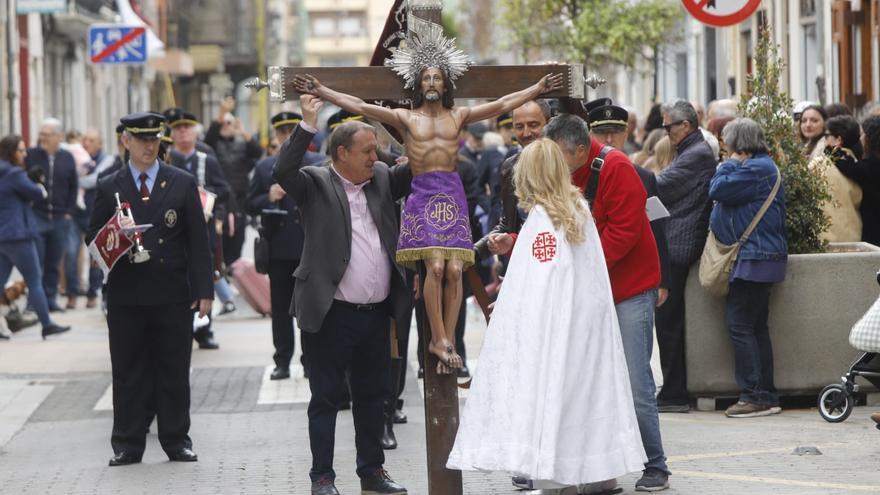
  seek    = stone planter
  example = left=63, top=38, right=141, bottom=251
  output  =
left=684, top=242, right=880, bottom=398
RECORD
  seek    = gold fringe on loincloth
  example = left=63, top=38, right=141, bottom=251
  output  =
left=395, top=247, right=475, bottom=270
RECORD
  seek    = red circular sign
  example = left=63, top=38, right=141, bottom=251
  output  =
left=682, top=0, right=762, bottom=27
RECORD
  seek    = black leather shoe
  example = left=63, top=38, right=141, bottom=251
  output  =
left=108, top=451, right=142, bottom=466
left=360, top=469, right=407, bottom=494
left=47, top=303, right=65, bottom=313
left=42, top=323, right=71, bottom=339
left=167, top=447, right=198, bottom=462
left=392, top=409, right=407, bottom=424
left=196, top=336, right=219, bottom=350
left=270, top=367, right=290, bottom=380
left=381, top=420, right=397, bottom=450
left=311, top=478, right=340, bottom=495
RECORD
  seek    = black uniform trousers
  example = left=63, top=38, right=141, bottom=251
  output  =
left=305, top=300, right=391, bottom=482
left=108, top=303, right=193, bottom=455
left=655, top=262, right=692, bottom=405
left=268, top=259, right=307, bottom=369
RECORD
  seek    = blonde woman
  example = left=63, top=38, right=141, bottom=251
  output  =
left=643, top=135, right=675, bottom=174
left=447, top=139, right=646, bottom=492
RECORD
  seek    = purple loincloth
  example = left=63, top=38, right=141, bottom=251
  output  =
left=396, top=171, right=474, bottom=268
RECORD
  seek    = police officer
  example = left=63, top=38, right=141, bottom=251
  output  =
left=86, top=112, right=213, bottom=466
left=166, top=108, right=232, bottom=349
left=246, top=111, right=323, bottom=380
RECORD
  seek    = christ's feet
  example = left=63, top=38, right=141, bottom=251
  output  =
left=428, top=340, right=463, bottom=370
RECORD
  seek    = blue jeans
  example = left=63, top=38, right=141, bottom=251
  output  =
left=33, top=215, right=70, bottom=304
left=616, top=289, right=669, bottom=474
left=0, top=240, right=53, bottom=326
left=64, top=217, right=84, bottom=296
left=725, top=280, right=778, bottom=406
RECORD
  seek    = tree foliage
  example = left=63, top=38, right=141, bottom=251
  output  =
left=739, top=28, right=830, bottom=254
left=500, top=0, right=682, bottom=69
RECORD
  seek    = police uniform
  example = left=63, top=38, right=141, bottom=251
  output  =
left=585, top=97, right=628, bottom=132
left=165, top=108, right=232, bottom=349
left=86, top=112, right=213, bottom=465
left=246, top=112, right=323, bottom=379
left=163, top=107, right=217, bottom=157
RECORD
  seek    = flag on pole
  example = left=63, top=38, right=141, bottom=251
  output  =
left=87, top=214, right=135, bottom=282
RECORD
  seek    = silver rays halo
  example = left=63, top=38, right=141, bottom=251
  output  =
left=384, top=22, right=472, bottom=91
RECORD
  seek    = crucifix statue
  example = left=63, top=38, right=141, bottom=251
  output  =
left=294, top=29, right=563, bottom=376
left=248, top=2, right=604, bottom=493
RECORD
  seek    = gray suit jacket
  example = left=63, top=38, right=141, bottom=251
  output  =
left=273, top=125, right=411, bottom=333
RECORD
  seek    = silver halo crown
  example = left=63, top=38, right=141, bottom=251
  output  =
left=384, top=22, right=471, bottom=91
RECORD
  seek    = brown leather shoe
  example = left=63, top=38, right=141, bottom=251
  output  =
left=65, top=296, right=76, bottom=310
left=86, top=297, right=98, bottom=309
left=871, top=411, right=880, bottom=424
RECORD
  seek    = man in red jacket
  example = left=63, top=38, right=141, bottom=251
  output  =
left=544, top=114, right=670, bottom=493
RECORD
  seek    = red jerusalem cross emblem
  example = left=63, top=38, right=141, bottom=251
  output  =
left=532, top=232, right=557, bottom=263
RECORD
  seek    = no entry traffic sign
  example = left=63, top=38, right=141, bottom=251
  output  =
left=682, top=0, right=762, bottom=27
left=89, top=25, right=147, bottom=64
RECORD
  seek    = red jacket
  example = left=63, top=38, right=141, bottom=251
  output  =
left=571, top=139, right=660, bottom=304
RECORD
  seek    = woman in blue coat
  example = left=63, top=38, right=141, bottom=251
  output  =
left=709, top=118, right=787, bottom=418
left=0, top=135, right=70, bottom=339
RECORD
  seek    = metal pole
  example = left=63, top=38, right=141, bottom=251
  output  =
left=6, top=0, right=19, bottom=133
left=256, top=0, right=268, bottom=149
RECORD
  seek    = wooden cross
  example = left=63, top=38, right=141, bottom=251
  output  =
left=248, top=2, right=602, bottom=493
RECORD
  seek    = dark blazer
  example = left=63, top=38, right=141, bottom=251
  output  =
left=0, top=161, right=44, bottom=242
left=24, top=146, right=78, bottom=218
left=474, top=152, right=521, bottom=260
left=836, top=155, right=880, bottom=246
left=169, top=149, right=232, bottom=217
left=656, top=130, right=716, bottom=265
left=86, top=162, right=213, bottom=306
left=246, top=154, right=321, bottom=261
left=273, top=125, right=411, bottom=333
left=635, top=165, right=672, bottom=289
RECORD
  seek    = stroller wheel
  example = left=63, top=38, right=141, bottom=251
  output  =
left=818, top=384, right=854, bottom=423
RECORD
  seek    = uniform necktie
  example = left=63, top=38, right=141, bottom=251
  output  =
left=139, top=173, right=150, bottom=201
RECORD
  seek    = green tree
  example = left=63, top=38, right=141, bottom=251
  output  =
left=500, top=0, right=682, bottom=69
left=739, top=28, right=830, bottom=254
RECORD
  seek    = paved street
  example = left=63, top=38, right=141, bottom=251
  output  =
left=1, top=294, right=879, bottom=495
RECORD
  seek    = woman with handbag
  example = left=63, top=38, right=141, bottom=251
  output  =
left=708, top=118, right=788, bottom=418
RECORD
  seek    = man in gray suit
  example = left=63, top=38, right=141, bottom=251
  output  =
left=274, top=95, right=411, bottom=495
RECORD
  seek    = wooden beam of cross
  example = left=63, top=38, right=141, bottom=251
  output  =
left=246, top=3, right=605, bottom=494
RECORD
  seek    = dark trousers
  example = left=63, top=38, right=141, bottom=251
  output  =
left=222, top=211, right=246, bottom=266
left=269, top=258, right=307, bottom=369
left=107, top=303, right=194, bottom=455
left=726, top=280, right=778, bottom=405
left=655, top=262, right=691, bottom=404
left=305, top=301, right=391, bottom=482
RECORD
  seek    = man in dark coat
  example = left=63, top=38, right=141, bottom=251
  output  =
left=167, top=108, right=232, bottom=349
left=25, top=118, right=79, bottom=312
left=247, top=111, right=324, bottom=381
left=86, top=112, right=213, bottom=466
left=654, top=99, right=718, bottom=413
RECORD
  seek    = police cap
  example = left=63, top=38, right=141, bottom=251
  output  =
left=163, top=107, right=199, bottom=128
left=120, top=112, right=165, bottom=139
left=496, top=113, right=513, bottom=128
left=327, top=109, right=365, bottom=130
left=271, top=111, right=303, bottom=129
left=588, top=104, right=629, bottom=132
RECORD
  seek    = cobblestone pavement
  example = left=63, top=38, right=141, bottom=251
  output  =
left=1, top=297, right=879, bottom=494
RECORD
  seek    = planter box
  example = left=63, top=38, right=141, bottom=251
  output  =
left=685, top=242, right=880, bottom=396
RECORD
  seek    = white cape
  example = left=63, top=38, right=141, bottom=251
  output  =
left=447, top=204, right=647, bottom=485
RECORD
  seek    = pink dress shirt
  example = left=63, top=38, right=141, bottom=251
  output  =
left=331, top=165, right=392, bottom=304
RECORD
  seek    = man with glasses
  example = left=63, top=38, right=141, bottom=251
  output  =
left=654, top=100, right=718, bottom=414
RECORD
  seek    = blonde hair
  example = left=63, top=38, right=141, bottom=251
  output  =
left=644, top=135, right=674, bottom=174
left=513, top=138, right=587, bottom=245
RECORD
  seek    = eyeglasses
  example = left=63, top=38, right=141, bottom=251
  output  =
left=662, top=121, right=685, bottom=132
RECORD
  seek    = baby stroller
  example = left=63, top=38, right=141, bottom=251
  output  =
left=817, top=271, right=880, bottom=426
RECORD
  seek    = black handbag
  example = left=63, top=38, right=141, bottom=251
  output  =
left=254, top=227, right=270, bottom=274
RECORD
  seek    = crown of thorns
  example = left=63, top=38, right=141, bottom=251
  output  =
left=384, top=23, right=471, bottom=90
